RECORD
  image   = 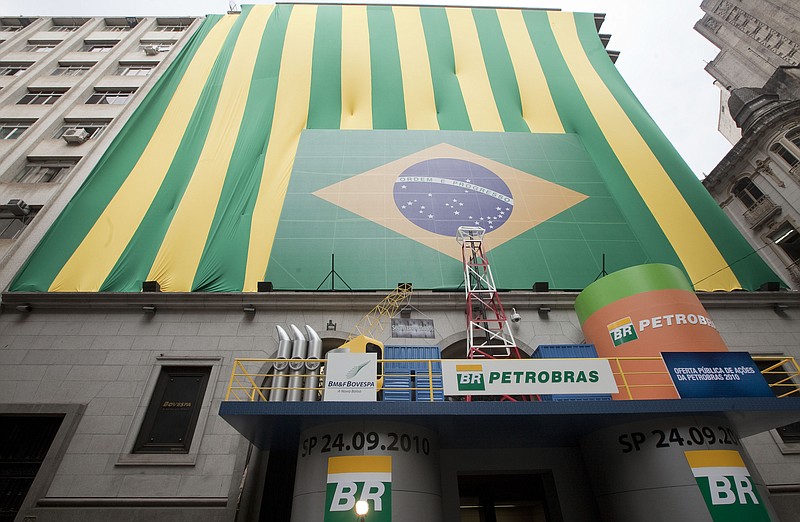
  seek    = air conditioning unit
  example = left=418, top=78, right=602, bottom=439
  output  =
left=62, top=128, right=89, bottom=144
left=0, top=199, right=30, bottom=217
left=143, top=45, right=159, bottom=56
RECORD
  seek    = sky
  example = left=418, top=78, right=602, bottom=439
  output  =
left=7, top=1, right=733, bottom=178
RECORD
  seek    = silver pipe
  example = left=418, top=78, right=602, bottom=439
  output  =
left=269, top=325, right=292, bottom=402
left=286, top=324, right=308, bottom=402
left=303, top=325, right=323, bottom=401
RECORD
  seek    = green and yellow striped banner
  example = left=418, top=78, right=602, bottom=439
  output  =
left=10, top=4, right=779, bottom=292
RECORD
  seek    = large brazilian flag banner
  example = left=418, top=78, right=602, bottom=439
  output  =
left=10, top=4, right=779, bottom=293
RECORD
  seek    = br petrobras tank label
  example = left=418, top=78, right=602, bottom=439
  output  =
left=442, top=359, right=618, bottom=396
left=325, top=456, right=392, bottom=521
left=685, top=450, right=771, bottom=521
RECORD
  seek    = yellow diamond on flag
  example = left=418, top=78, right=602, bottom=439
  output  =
left=313, top=143, right=588, bottom=259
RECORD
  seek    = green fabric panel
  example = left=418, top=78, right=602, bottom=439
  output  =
left=8, top=15, right=223, bottom=292
left=307, top=4, right=342, bottom=129
left=267, top=129, right=643, bottom=291
left=574, top=263, right=694, bottom=324
left=571, top=13, right=781, bottom=290
left=521, top=10, right=685, bottom=285
left=419, top=7, right=471, bottom=131
left=191, top=4, right=293, bottom=291
left=471, top=8, right=530, bottom=133
left=99, top=7, right=251, bottom=291
left=367, top=5, right=406, bottom=130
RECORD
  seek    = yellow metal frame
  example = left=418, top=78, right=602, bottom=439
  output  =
left=348, top=282, right=413, bottom=341
left=225, top=357, right=442, bottom=402
left=224, top=356, right=800, bottom=402
left=752, top=356, right=800, bottom=398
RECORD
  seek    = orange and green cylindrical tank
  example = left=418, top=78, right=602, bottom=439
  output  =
left=575, top=264, right=728, bottom=400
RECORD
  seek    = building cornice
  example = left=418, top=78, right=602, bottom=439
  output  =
left=704, top=100, right=800, bottom=188
left=2, top=290, right=798, bottom=313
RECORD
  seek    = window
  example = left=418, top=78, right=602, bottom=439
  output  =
left=115, top=63, right=154, bottom=76
left=22, top=41, right=58, bottom=52
left=788, top=128, right=800, bottom=150
left=769, top=223, right=800, bottom=264
left=17, top=89, right=66, bottom=105
left=753, top=357, right=800, bottom=443
left=0, top=18, right=34, bottom=32
left=772, top=143, right=800, bottom=168
left=732, top=177, right=765, bottom=208
left=155, top=25, right=188, bottom=32
left=0, top=416, right=62, bottom=521
left=132, top=366, right=211, bottom=454
left=0, top=63, right=30, bottom=76
left=0, top=206, right=39, bottom=239
left=50, top=63, right=92, bottom=76
left=50, top=19, right=86, bottom=32
left=81, top=41, right=116, bottom=53
left=54, top=120, right=109, bottom=140
left=0, top=120, right=34, bottom=139
left=14, top=160, right=77, bottom=183
left=86, top=89, right=134, bottom=105
left=139, top=42, right=174, bottom=53
left=103, top=18, right=137, bottom=32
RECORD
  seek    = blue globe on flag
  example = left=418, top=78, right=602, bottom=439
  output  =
left=393, top=158, right=514, bottom=237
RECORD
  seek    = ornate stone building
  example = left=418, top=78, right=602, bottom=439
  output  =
left=703, top=68, right=800, bottom=288
left=695, top=0, right=800, bottom=143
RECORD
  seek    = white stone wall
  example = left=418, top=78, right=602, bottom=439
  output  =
left=1, top=296, right=799, bottom=517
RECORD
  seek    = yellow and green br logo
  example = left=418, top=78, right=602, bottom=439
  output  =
left=685, top=450, right=771, bottom=522
left=325, top=456, right=392, bottom=522
left=456, top=364, right=485, bottom=391
left=607, top=317, right=638, bottom=347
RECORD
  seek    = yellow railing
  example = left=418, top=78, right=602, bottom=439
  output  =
left=225, top=358, right=444, bottom=402
left=753, top=356, right=800, bottom=398
left=224, top=356, right=800, bottom=402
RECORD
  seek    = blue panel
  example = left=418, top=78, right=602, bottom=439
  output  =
left=415, top=372, right=445, bottom=402
left=385, top=345, right=442, bottom=372
left=662, top=352, right=775, bottom=398
left=533, top=344, right=598, bottom=358
left=383, top=369, right=413, bottom=402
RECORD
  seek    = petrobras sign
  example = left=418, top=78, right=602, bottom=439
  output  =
left=607, top=312, right=718, bottom=348
left=324, top=353, right=377, bottom=401
left=441, top=359, right=618, bottom=396
left=685, top=450, right=771, bottom=521
left=325, top=456, right=392, bottom=522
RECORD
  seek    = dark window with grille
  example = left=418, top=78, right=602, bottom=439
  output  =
left=0, top=416, right=63, bottom=522
left=732, top=177, right=764, bottom=208
left=133, top=366, right=211, bottom=454
left=754, top=357, right=800, bottom=443
left=772, top=143, right=800, bottom=168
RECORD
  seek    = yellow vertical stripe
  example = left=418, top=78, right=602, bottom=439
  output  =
left=146, top=6, right=273, bottom=291
left=341, top=5, right=372, bottom=129
left=243, top=5, right=317, bottom=291
left=497, top=10, right=564, bottom=133
left=393, top=6, right=439, bottom=130
left=548, top=12, right=740, bottom=290
left=48, top=15, right=238, bottom=292
left=445, top=8, right=504, bottom=132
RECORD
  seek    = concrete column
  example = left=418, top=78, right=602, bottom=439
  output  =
left=292, top=421, right=442, bottom=522
left=581, top=416, right=778, bottom=521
